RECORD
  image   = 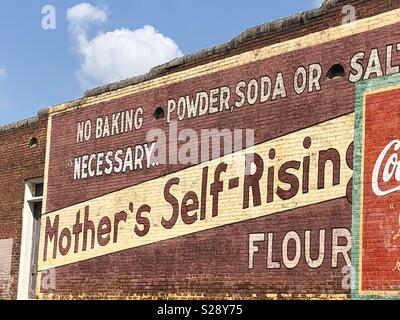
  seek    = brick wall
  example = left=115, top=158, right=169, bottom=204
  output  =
left=35, top=0, right=400, bottom=300
left=0, top=117, right=47, bottom=299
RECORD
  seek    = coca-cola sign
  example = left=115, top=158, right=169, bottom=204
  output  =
left=353, top=75, right=400, bottom=300
left=372, top=140, right=400, bottom=196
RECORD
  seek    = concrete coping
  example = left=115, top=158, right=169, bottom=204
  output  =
left=0, top=117, right=39, bottom=133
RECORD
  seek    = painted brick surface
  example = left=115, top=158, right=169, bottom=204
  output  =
left=353, top=74, right=400, bottom=299
left=36, top=1, right=400, bottom=300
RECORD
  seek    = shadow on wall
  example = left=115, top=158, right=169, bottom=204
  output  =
left=0, top=239, right=13, bottom=299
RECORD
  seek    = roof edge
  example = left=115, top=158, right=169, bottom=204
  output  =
left=0, top=117, right=39, bottom=133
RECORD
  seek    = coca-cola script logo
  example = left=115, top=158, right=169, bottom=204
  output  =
left=372, top=140, right=400, bottom=196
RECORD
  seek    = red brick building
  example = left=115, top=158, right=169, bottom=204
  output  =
left=0, top=116, right=47, bottom=299
left=1, top=0, right=400, bottom=300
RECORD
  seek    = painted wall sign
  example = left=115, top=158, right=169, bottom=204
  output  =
left=353, top=73, right=400, bottom=299
left=37, top=8, right=400, bottom=299
left=39, top=114, right=354, bottom=270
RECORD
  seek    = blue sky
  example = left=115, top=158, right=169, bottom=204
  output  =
left=0, top=0, right=323, bottom=125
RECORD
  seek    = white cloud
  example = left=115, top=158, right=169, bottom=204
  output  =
left=67, top=2, right=108, bottom=28
left=313, top=0, right=325, bottom=7
left=67, top=3, right=183, bottom=90
left=0, top=66, right=6, bottom=79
